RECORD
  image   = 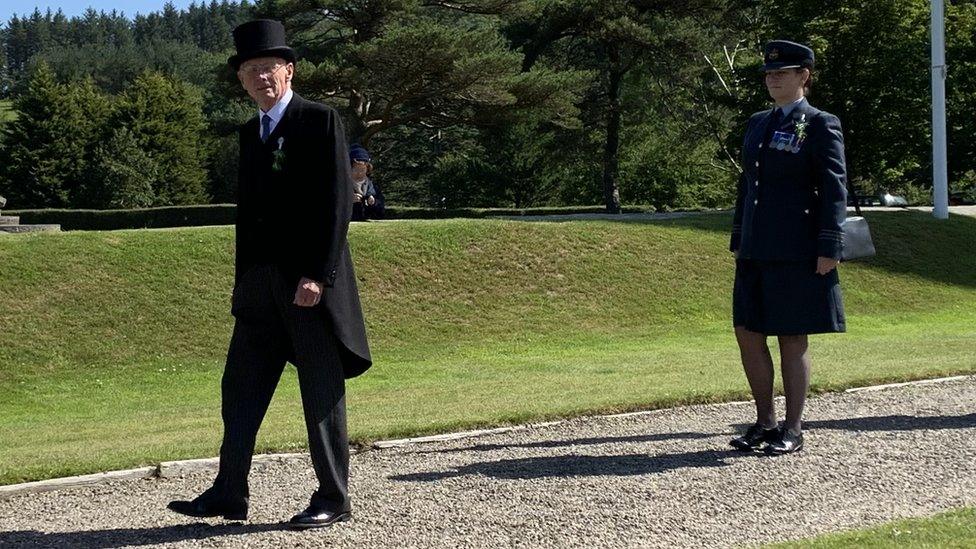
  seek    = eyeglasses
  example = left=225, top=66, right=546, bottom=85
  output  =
left=239, top=62, right=286, bottom=77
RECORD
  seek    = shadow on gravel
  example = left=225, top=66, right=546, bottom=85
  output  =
left=0, top=522, right=288, bottom=548
left=805, top=413, right=976, bottom=432
left=414, top=432, right=714, bottom=454
left=391, top=449, right=763, bottom=482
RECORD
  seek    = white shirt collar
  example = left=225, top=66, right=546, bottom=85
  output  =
left=257, top=88, right=293, bottom=136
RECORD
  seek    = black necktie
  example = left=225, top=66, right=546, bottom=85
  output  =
left=763, top=108, right=783, bottom=144
left=769, top=107, right=783, bottom=129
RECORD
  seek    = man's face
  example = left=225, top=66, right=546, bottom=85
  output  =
left=238, top=56, right=294, bottom=110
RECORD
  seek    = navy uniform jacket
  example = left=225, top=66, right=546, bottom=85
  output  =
left=236, top=93, right=372, bottom=378
left=730, top=98, right=848, bottom=261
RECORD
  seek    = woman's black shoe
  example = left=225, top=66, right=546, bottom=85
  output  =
left=766, top=429, right=804, bottom=455
left=730, top=423, right=778, bottom=451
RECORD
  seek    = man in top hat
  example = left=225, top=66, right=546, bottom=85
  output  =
left=167, top=19, right=371, bottom=528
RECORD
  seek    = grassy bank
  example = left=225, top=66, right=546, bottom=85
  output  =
left=1, top=211, right=974, bottom=484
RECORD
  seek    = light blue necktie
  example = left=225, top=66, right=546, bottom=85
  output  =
left=260, top=114, right=272, bottom=143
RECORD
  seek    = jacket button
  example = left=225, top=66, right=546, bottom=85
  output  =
left=754, top=199, right=759, bottom=205
left=755, top=161, right=759, bottom=167
left=804, top=209, right=809, bottom=214
left=759, top=143, right=763, bottom=149
left=755, top=181, right=759, bottom=187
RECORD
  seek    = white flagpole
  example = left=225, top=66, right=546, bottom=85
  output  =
left=932, top=0, right=949, bottom=219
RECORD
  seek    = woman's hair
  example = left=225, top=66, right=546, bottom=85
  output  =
left=798, top=67, right=813, bottom=95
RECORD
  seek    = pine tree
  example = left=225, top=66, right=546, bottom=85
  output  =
left=4, top=16, right=31, bottom=75
left=112, top=71, right=210, bottom=205
left=508, top=0, right=726, bottom=212
left=276, top=1, right=585, bottom=147
left=0, top=41, right=9, bottom=95
left=79, top=127, right=159, bottom=208
left=0, top=63, right=108, bottom=208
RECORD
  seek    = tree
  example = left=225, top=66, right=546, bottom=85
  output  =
left=507, top=0, right=727, bottom=212
left=945, top=0, right=976, bottom=195
left=264, top=2, right=585, bottom=140
left=0, top=39, right=9, bottom=95
left=77, top=127, right=159, bottom=209
left=3, top=15, right=31, bottom=77
left=0, top=62, right=108, bottom=208
left=112, top=71, right=210, bottom=205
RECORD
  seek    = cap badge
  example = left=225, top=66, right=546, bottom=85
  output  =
left=768, top=49, right=780, bottom=60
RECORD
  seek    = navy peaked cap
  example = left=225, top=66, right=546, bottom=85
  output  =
left=762, top=40, right=815, bottom=71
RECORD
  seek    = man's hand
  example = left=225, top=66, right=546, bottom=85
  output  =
left=366, top=195, right=376, bottom=206
left=294, top=277, right=323, bottom=307
left=816, top=256, right=840, bottom=275
left=353, top=193, right=363, bottom=203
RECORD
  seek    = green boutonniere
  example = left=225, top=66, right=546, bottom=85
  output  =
left=272, top=137, right=286, bottom=171
left=794, top=114, right=808, bottom=143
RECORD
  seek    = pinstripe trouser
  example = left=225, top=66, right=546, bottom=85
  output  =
left=214, top=264, right=350, bottom=512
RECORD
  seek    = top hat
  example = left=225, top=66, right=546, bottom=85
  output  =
left=762, top=40, right=815, bottom=72
left=229, top=19, right=297, bottom=70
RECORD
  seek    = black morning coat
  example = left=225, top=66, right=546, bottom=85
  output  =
left=235, top=93, right=372, bottom=378
left=730, top=98, right=848, bottom=261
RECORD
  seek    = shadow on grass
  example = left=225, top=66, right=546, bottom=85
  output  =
left=391, top=448, right=763, bottom=482
left=0, top=522, right=288, bottom=549
left=413, top=431, right=714, bottom=455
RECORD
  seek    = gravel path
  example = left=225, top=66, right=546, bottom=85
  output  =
left=1, top=377, right=974, bottom=548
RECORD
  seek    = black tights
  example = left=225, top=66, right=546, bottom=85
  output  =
left=734, top=327, right=811, bottom=433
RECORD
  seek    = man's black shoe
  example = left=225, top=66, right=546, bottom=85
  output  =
left=766, top=428, right=804, bottom=455
left=167, top=488, right=248, bottom=521
left=288, top=506, right=352, bottom=529
left=730, top=422, right=778, bottom=451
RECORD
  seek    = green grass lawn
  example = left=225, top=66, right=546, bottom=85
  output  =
left=1, top=211, right=975, bottom=484
left=768, top=507, right=976, bottom=548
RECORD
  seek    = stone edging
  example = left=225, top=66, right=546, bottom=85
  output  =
left=1, top=374, right=971, bottom=500
left=0, top=453, right=307, bottom=500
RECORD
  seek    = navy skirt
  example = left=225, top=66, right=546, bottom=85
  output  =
left=733, top=259, right=846, bottom=335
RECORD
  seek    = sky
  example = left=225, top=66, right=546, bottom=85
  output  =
left=2, top=1, right=201, bottom=23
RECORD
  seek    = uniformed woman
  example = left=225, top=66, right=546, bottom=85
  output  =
left=728, top=40, right=847, bottom=455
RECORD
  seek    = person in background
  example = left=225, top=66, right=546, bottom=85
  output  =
left=349, top=144, right=385, bottom=221
left=728, top=40, right=848, bottom=455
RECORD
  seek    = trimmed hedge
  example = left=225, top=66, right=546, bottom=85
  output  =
left=385, top=205, right=656, bottom=219
left=7, top=205, right=237, bottom=231
left=5, top=204, right=660, bottom=231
